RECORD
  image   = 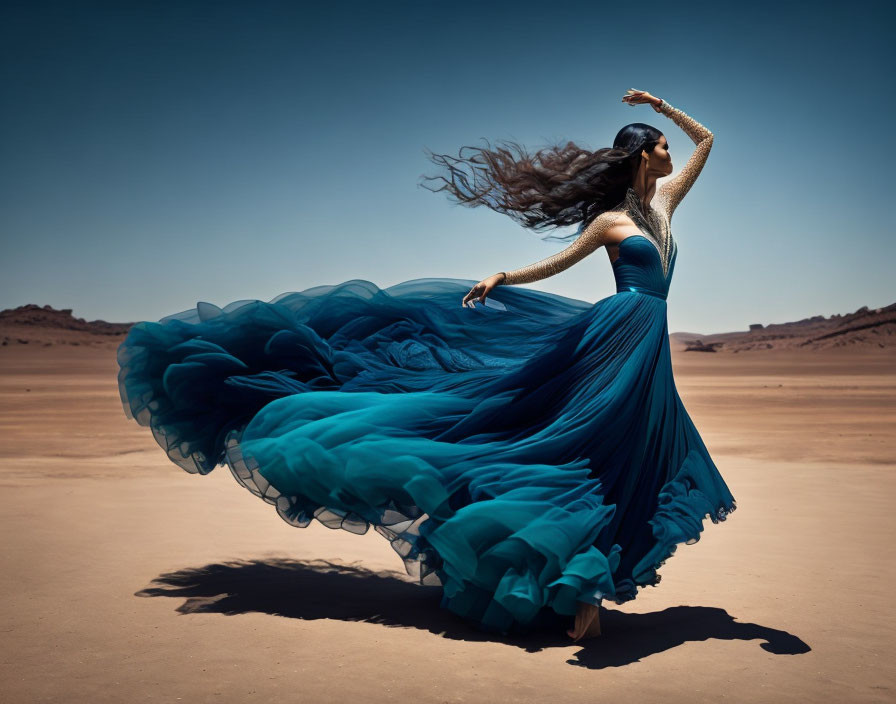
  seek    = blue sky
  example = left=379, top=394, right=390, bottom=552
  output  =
left=1, top=0, right=892, bottom=334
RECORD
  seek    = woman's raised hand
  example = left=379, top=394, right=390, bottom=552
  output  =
left=462, top=273, right=505, bottom=308
left=622, top=88, right=663, bottom=113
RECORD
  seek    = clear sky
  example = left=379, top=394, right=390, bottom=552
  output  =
left=1, top=0, right=893, bottom=334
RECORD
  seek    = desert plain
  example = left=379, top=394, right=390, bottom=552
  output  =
left=0, top=310, right=894, bottom=703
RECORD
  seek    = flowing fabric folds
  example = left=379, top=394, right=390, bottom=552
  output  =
left=118, top=272, right=735, bottom=634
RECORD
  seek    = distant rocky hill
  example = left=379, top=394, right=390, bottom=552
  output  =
left=0, top=304, right=134, bottom=347
left=670, top=303, right=896, bottom=352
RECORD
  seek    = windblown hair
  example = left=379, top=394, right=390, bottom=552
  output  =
left=419, top=122, right=663, bottom=242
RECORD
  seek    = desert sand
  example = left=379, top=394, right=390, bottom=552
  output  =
left=1, top=330, right=894, bottom=702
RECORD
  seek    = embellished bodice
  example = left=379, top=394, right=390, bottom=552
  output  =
left=618, top=186, right=675, bottom=278
left=611, top=232, right=677, bottom=300
left=497, top=99, right=712, bottom=299
left=609, top=186, right=678, bottom=300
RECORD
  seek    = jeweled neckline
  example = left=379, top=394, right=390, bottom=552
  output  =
left=621, top=187, right=674, bottom=277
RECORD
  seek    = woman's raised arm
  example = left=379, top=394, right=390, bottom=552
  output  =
left=655, top=100, right=714, bottom=216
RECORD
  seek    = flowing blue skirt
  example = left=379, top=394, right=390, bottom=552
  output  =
left=118, top=277, right=736, bottom=634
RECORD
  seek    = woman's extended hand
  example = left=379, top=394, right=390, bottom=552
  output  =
left=462, top=273, right=505, bottom=308
left=622, top=88, right=663, bottom=113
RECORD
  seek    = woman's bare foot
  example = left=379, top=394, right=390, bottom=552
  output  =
left=566, top=602, right=602, bottom=642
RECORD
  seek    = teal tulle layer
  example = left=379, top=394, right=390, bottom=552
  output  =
left=118, top=277, right=735, bottom=634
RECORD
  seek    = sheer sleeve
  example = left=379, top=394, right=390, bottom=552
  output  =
left=655, top=100, right=714, bottom=216
left=500, top=210, right=624, bottom=285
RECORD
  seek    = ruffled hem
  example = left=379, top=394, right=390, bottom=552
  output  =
left=606, top=446, right=738, bottom=605
left=607, top=498, right=737, bottom=605
left=221, top=417, right=735, bottom=635
left=223, top=428, right=445, bottom=585
left=222, top=423, right=620, bottom=634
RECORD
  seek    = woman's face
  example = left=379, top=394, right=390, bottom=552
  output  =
left=648, top=135, right=674, bottom=176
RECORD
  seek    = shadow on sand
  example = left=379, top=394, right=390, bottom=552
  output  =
left=137, top=557, right=810, bottom=668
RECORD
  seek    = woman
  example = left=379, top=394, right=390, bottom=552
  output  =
left=118, top=88, right=736, bottom=642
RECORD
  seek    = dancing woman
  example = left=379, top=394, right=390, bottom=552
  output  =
left=118, top=88, right=735, bottom=642
left=436, top=88, right=727, bottom=639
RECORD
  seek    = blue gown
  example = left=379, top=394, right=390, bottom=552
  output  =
left=117, top=232, right=736, bottom=634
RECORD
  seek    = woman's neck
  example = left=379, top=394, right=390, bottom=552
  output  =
left=631, top=177, right=658, bottom=211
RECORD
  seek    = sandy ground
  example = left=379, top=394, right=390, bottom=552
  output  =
left=0, top=343, right=894, bottom=703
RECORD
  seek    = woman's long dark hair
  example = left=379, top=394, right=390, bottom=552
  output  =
left=419, top=122, right=663, bottom=242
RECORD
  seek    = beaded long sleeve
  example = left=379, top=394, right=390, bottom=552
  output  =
left=500, top=210, right=624, bottom=285
left=655, top=100, right=713, bottom=216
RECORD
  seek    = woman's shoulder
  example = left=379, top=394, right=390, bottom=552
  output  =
left=583, top=209, right=638, bottom=246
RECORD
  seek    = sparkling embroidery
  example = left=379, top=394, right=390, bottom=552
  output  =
left=500, top=210, right=625, bottom=285
left=656, top=100, right=714, bottom=217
